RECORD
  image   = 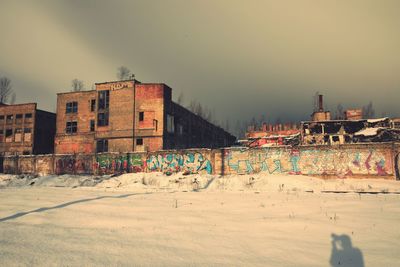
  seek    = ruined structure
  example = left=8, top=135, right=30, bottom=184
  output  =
left=0, top=103, right=56, bottom=156
left=55, top=79, right=235, bottom=154
left=244, top=123, right=300, bottom=147
left=302, top=118, right=400, bottom=145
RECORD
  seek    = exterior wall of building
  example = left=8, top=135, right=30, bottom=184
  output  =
left=0, top=103, right=55, bottom=156
left=311, top=111, right=331, bottom=121
left=164, top=102, right=236, bottom=149
left=345, top=109, right=363, bottom=120
left=55, top=80, right=235, bottom=154
left=55, top=91, right=96, bottom=154
left=135, top=83, right=167, bottom=152
left=96, top=82, right=135, bottom=152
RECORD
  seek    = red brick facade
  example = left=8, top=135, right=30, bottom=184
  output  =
left=55, top=80, right=235, bottom=154
left=0, top=103, right=55, bottom=155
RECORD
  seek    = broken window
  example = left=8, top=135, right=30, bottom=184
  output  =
left=90, top=120, right=95, bottom=132
left=24, top=113, right=33, bottom=123
left=136, top=138, right=143, bottom=146
left=97, top=112, right=109, bottom=126
left=15, top=114, right=23, bottom=124
left=66, top=102, right=78, bottom=113
left=177, top=124, right=183, bottom=135
left=66, top=121, right=78, bottom=133
left=167, top=114, right=174, bottom=133
left=5, top=129, right=13, bottom=142
left=324, top=123, right=341, bottom=134
left=6, top=115, right=13, bottom=124
left=15, top=128, right=22, bottom=142
left=98, top=90, right=110, bottom=110
left=96, top=139, right=108, bottom=153
left=24, top=128, right=32, bottom=142
left=90, top=99, right=96, bottom=112
left=310, top=124, right=323, bottom=134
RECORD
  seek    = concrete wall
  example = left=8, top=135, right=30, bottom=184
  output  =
left=2, top=143, right=400, bottom=180
left=219, top=144, right=396, bottom=179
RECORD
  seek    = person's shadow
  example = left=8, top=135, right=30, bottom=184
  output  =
left=330, top=233, right=364, bottom=267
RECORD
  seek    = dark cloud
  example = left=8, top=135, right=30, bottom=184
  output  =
left=1, top=0, right=399, bottom=135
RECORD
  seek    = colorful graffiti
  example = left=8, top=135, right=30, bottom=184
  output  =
left=226, top=148, right=393, bottom=177
left=146, top=152, right=212, bottom=175
left=55, top=156, right=92, bottom=175
left=94, top=154, right=144, bottom=174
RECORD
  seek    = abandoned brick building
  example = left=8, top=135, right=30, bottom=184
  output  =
left=0, top=103, right=56, bottom=155
left=55, top=79, right=235, bottom=154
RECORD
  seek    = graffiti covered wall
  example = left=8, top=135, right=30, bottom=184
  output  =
left=223, top=144, right=395, bottom=178
left=146, top=150, right=213, bottom=175
left=94, top=153, right=146, bottom=174
left=2, top=144, right=399, bottom=179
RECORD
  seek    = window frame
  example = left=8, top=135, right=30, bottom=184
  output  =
left=66, top=121, right=78, bottom=134
left=66, top=101, right=78, bottom=114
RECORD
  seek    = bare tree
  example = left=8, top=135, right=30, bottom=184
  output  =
left=71, top=79, right=84, bottom=92
left=362, top=101, right=375, bottom=119
left=0, top=76, right=13, bottom=103
left=195, top=102, right=204, bottom=117
left=224, top=118, right=230, bottom=132
left=177, top=92, right=184, bottom=105
left=335, top=103, right=344, bottom=120
left=117, top=66, right=131, bottom=80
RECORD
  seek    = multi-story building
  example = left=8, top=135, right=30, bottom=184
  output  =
left=0, top=103, right=56, bottom=155
left=55, top=79, right=235, bottom=154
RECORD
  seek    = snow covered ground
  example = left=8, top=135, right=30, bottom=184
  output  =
left=0, top=173, right=399, bottom=266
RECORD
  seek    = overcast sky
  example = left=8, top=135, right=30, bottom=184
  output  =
left=1, top=0, right=399, bottom=132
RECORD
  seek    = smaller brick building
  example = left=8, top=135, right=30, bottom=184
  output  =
left=55, top=79, right=235, bottom=154
left=0, top=103, right=56, bottom=156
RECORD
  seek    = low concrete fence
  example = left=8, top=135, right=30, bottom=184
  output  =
left=2, top=143, right=400, bottom=180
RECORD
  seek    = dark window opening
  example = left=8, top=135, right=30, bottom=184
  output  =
left=136, top=138, right=143, bottom=146
left=6, top=115, right=13, bottom=124
left=66, top=102, right=78, bottom=113
left=325, top=123, right=342, bottom=134
left=98, top=90, right=110, bottom=110
left=90, top=99, right=96, bottom=112
left=139, top=112, right=144, bottom=122
left=0, top=115, right=4, bottom=120
left=332, top=136, right=340, bottom=142
left=153, top=119, right=158, bottom=130
left=323, top=135, right=329, bottom=143
left=90, top=120, right=95, bottom=132
left=96, top=139, right=108, bottom=153
left=66, top=121, right=78, bottom=133
left=310, top=124, right=323, bottom=134
left=5, top=129, right=12, bottom=137
left=16, top=114, right=23, bottom=119
left=25, top=113, right=32, bottom=119
left=23, top=151, right=30, bottom=155
left=24, top=128, right=31, bottom=133
left=97, top=112, right=109, bottom=126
